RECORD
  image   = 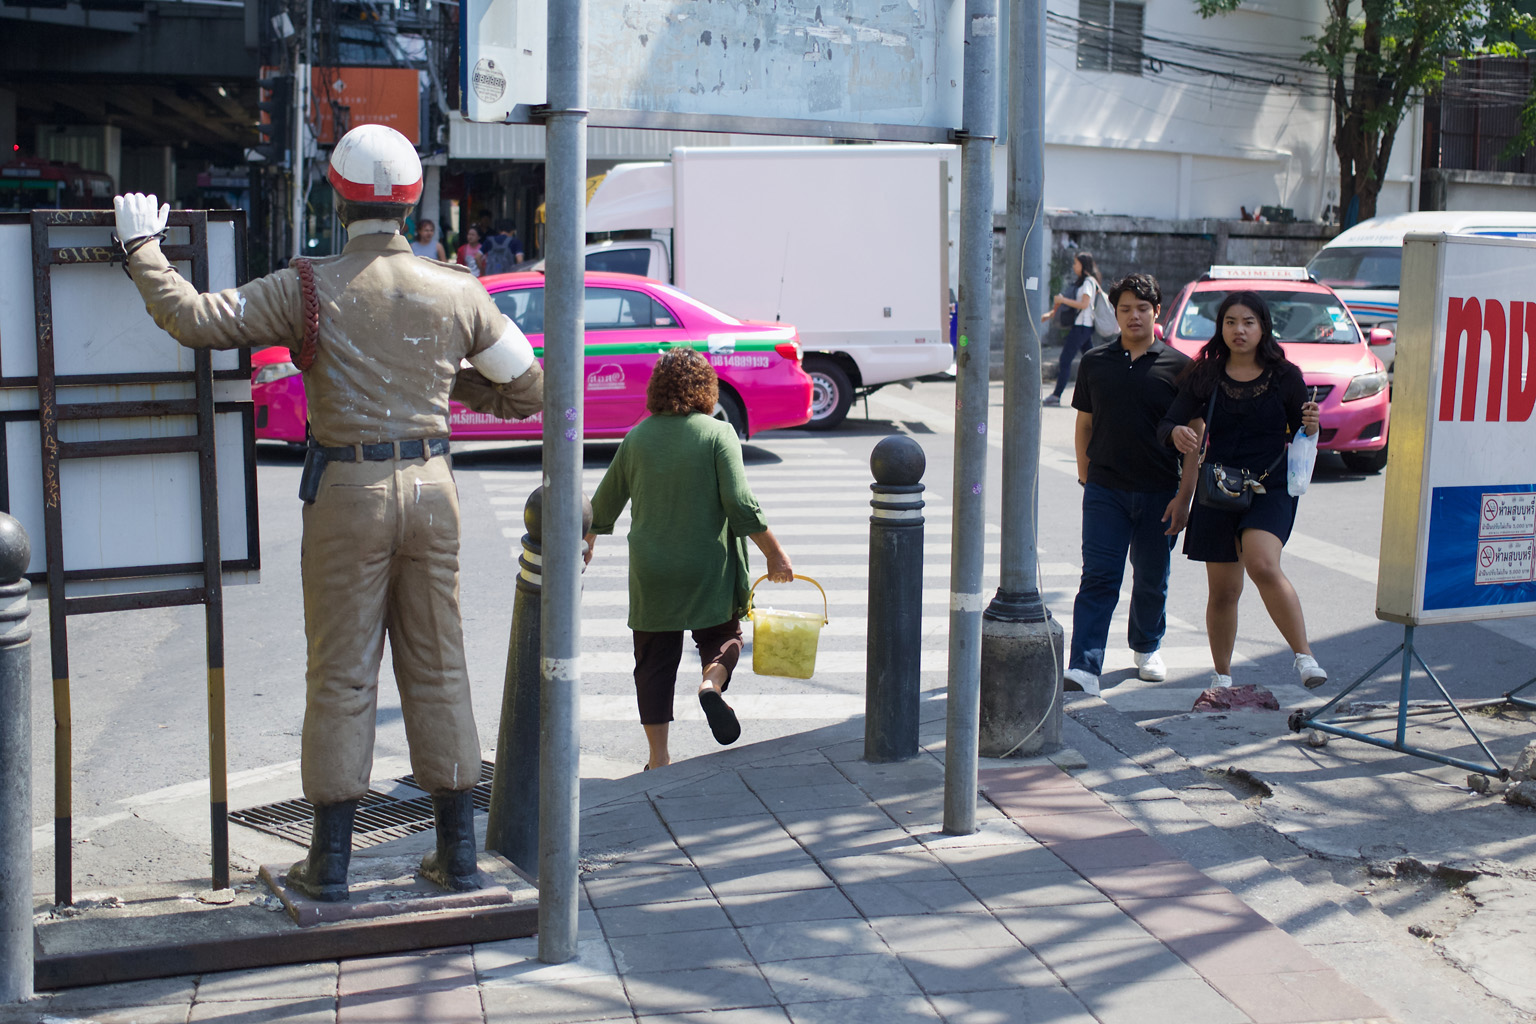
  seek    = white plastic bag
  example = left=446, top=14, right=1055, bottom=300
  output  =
left=1287, top=427, right=1318, bottom=496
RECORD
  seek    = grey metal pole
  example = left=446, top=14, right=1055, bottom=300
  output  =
left=486, top=489, right=545, bottom=875
left=0, top=514, right=32, bottom=1003
left=538, top=0, right=587, bottom=966
left=944, top=0, right=998, bottom=836
left=979, top=0, right=1063, bottom=758
left=865, top=437, right=926, bottom=763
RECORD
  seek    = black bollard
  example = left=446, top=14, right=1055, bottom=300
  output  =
left=485, top=487, right=591, bottom=878
left=865, top=436, right=926, bottom=763
left=0, top=514, right=31, bottom=1003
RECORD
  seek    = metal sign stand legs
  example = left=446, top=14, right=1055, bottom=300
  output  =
left=1287, top=625, right=1507, bottom=778
left=29, top=210, right=237, bottom=902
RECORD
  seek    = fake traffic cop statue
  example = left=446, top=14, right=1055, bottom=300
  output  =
left=113, top=124, right=543, bottom=901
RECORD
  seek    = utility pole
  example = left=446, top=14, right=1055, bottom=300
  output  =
left=537, top=0, right=586, bottom=966
left=291, top=0, right=313, bottom=259
left=979, top=0, right=1062, bottom=757
left=943, top=0, right=998, bottom=836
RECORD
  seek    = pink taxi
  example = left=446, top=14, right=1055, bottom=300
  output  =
left=1158, top=267, right=1392, bottom=473
left=252, top=271, right=815, bottom=443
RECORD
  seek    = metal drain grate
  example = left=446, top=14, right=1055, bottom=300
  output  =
left=230, top=760, right=497, bottom=848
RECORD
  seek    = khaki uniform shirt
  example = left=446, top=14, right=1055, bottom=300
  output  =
left=127, top=232, right=511, bottom=447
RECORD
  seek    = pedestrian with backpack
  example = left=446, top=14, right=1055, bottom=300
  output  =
left=1041, top=252, right=1103, bottom=406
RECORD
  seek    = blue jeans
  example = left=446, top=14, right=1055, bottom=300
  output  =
left=1051, top=324, right=1094, bottom=398
left=1069, top=482, right=1178, bottom=677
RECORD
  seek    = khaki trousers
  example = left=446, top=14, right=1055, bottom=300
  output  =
left=299, top=455, right=481, bottom=804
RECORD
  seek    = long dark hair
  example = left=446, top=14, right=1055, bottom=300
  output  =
left=1073, top=251, right=1100, bottom=287
left=1179, top=290, right=1291, bottom=393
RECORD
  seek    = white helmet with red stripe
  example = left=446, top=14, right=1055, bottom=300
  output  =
left=327, top=124, right=422, bottom=207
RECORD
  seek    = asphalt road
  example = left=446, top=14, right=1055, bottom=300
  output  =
left=26, top=377, right=1536, bottom=885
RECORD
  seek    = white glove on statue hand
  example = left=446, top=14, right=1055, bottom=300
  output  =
left=113, top=193, right=169, bottom=244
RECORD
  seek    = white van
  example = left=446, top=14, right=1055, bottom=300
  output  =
left=1307, top=211, right=1536, bottom=375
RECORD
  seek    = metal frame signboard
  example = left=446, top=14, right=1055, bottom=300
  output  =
left=461, top=0, right=965, bottom=141
left=1378, top=232, right=1536, bottom=626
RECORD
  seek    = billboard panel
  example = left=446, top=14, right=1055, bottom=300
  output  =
left=461, top=0, right=965, bottom=142
left=1378, top=233, right=1536, bottom=624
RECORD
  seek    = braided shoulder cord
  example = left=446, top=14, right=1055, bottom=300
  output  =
left=293, top=257, right=320, bottom=371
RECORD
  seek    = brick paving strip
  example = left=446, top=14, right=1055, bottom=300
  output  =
left=5, top=743, right=1401, bottom=1024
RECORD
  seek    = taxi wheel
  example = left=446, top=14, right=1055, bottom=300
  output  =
left=805, top=357, right=853, bottom=431
left=1341, top=448, right=1388, bottom=474
left=714, top=388, right=748, bottom=440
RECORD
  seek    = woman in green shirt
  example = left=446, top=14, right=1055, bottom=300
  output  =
left=585, top=348, right=793, bottom=770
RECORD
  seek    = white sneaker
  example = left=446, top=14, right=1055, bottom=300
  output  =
left=1209, top=672, right=1233, bottom=689
left=1295, top=653, right=1328, bottom=689
left=1133, top=650, right=1167, bottom=682
left=1063, top=668, right=1101, bottom=696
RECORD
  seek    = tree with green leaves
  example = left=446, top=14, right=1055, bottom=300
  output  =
left=1196, top=1, right=1534, bottom=224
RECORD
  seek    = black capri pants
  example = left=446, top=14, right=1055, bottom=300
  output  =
left=631, top=620, right=744, bottom=725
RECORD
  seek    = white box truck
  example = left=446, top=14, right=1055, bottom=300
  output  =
left=572, top=145, right=955, bottom=429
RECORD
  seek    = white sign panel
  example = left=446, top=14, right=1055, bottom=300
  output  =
left=1378, top=233, right=1536, bottom=624
left=0, top=214, right=258, bottom=595
left=461, top=0, right=964, bottom=141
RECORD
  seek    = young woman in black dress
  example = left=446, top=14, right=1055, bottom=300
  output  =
left=1160, top=291, right=1327, bottom=690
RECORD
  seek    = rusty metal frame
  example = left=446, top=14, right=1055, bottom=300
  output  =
left=20, top=209, right=258, bottom=904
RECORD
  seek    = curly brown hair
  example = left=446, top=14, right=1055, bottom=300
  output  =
left=646, top=347, right=719, bottom=416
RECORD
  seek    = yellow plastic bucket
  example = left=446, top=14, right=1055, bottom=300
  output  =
left=747, top=574, right=829, bottom=680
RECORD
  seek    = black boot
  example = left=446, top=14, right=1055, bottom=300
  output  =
left=419, top=790, right=482, bottom=891
left=285, top=800, right=357, bottom=902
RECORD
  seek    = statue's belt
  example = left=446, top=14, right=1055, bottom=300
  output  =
left=313, top=438, right=452, bottom=462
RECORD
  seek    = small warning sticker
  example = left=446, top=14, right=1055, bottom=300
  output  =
left=472, top=58, right=507, bottom=105
left=1479, top=491, right=1536, bottom=539
left=1475, top=538, right=1535, bottom=585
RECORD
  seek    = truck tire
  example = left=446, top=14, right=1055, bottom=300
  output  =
left=1341, top=447, right=1388, bottom=474
left=713, top=387, right=749, bottom=440
left=805, top=357, right=853, bottom=431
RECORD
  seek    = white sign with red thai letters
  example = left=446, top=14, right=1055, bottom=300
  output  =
left=1378, top=233, right=1536, bottom=623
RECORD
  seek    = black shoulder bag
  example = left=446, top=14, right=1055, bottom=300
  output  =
left=1054, top=280, right=1081, bottom=328
left=1195, top=386, right=1285, bottom=513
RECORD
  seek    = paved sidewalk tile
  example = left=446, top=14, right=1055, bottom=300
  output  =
left=929, top=985, right=1097, bottom=1024
left=596, top=896, right=734, bottom=937
left=637, top=1009, right=791, bottom=1024
left=196, top=962, right=338, bottom=1001
left=736, top=919, right=891, bottom=962
left=339, top=949, right=475, bottom=997
left=755, top=782, right=873, bottom=813
left=338, top=984, right=483, bottom=1023
left=865, top=913, right=1022, bottom=953
left=18, top=1003, right=188, bottom=1024
left=1204, top=969, right=1390, bottom=1023
left=982, top=788, right=1111, bottom=818
left=653, top=794, right=771, bottom=825
left=45, top=976, right=198, bottom=1010
left=1072, top=977, right=1251, bottom=1024
left=1049, top=835, right=1179, bottom=870
left=189, top=997, right=337, bottom=1022
left=740, top=763, right=850, bottom=792
left=993, top=901, right=1152, bottom=947
left=1081, top=860, right=1227, bottom=900
left=584, top=865, right=715, bottom=908
left=817, top=852, right=954, bottom=885
left=840, top=879, right=983, bottom=917
left=978, top=764, right=1082, bottom=791
left=1019, top=810, right=1144, bottom=843
left=759, top=952, right=922, bottom=1004
left=783, top=993, right=944, bottom=1024
left=962, top=870, right=1110, bottom=910
left=610, top=926, right=754, bottom=975
left=476, top=935, right=619, bottom=986
left=1117, top=893, right=1275, bottom=940
left=716, top=886, right=862, bottom=927
left=1163, top=929, right=1330, bottom=977
left=1029, top=936, right=1201, bottom=986
left=620, top=964, right=778, bottom=1016
left=925, top=843, right=1067, bottom=878
left=895, top=944, right=1056, bottom=996
left=481, top=974, right=633, bottom=1024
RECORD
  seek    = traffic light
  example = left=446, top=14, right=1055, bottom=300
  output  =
left=254, top=74, right=292, bottom=166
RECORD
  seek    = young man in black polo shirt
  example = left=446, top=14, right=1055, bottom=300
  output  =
left=1064, top=273, right=1194, bottom=695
